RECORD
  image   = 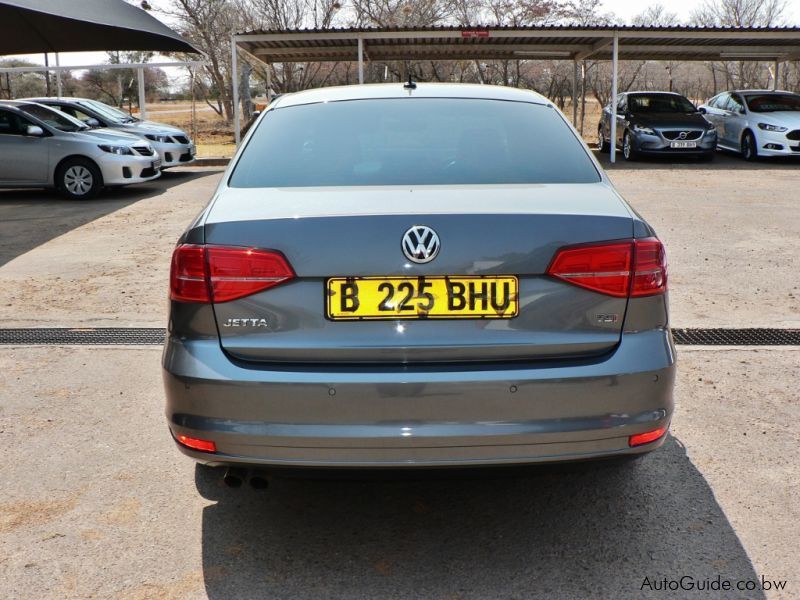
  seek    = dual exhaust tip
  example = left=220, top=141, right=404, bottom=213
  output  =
left=223, top=467, right=269, bottom=490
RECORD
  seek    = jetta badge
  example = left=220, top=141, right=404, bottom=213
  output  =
left=402, top=225, right=440, bottom=264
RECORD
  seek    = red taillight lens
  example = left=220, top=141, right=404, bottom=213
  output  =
left=169, top=245, right=295, bottom=303
left=207, top=246, right=295, bottom=302
left=546, top=238, right=667, bottom=298
left=176, top=434, right=217, bottom=453
left=628, top=426, right=668, bottom=447
left=631, top=238, right=668, bottom=297
left=546, top=241, right=633, bottom=297
left=170, top=244, right=210, bottom=303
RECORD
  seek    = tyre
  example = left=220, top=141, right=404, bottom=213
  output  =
left=56, top=157, right=103, bottom=199
left=598, top=126, right=609, bottom=153
left=622, top=131, right=638, bottom=161
left=741, top=131, right=758, bottom=161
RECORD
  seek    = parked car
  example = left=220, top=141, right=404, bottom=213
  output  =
left=163, top=83, right=675, bottom=484
left=0, top=100, right=160, bottom=199
left=24, top=97, right=196, bottom=168
left=699, top=90, right=800, bottom=160
left=598, top=91, right=717, bottom=161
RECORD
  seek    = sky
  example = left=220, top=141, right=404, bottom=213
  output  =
left=5, top=0, right=800, bottom=79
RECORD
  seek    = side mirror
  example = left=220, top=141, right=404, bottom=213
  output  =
left=251, top=110, right=261, bottom=119
left=698, top=107, right=707, bottom=114
left=86, top=118, right=101, bottom=128
left=25, top=125, right=44, bottom=137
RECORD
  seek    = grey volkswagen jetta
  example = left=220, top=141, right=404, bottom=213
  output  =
left=163, top=83, right=675, bottom=478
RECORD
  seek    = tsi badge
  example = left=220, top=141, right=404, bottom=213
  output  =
left=222, top=318, right=269, bottom=328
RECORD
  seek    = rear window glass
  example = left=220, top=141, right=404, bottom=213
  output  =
left=230, top=98, right=600, bottom=187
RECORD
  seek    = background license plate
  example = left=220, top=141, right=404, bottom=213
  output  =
left=670, top=141, right=697, bottom=148
left=327, top=276, right=518, bottom=320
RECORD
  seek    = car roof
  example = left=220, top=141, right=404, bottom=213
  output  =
left=271, top=83, right=551, bottom=109
left=625, top=91, right=684, bottom=96
left=733, top=89, right=797, bottom=94
left=21, top=97, right=89, bottom=103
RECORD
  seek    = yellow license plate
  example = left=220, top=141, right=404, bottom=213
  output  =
left=326, top=276, right=518, bottom=320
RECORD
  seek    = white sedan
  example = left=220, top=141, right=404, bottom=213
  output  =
left=699, top=90, right=800, bottom=160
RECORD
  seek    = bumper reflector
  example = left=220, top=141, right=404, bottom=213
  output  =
left=628, top=426, right=668, bottom=447
left=176, top=434, right=217, bottom=453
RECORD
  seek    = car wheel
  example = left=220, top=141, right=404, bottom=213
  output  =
left=622, top=131, right=637, bottom=161
left=598, top=126, right=609, bottom=153
left=56, top=158, right=102, bottom=200
left=741, top=131, right=758, bottom=161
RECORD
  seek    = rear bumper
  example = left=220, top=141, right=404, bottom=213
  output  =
left=163, top=329, right=676, bottom=468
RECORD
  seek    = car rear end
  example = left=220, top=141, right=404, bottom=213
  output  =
left=163, top=85, right=675, bottom=469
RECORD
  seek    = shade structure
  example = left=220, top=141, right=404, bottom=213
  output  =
left=0, top=0, right=199, bottom=55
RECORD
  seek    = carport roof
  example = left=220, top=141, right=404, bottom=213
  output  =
left=235, top=25, right=800, bottom=63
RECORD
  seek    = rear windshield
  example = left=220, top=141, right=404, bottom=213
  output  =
left=627, top=94, right=696, bottom=113
left=230, top=98, right=600, bottom=187
left=744, top=94, right=800, bottom=112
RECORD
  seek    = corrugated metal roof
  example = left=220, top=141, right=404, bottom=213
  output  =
left=235, top=25, right=800, bottom=63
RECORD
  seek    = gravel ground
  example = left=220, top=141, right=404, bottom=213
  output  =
left=1, top=157, right=799, bottom=599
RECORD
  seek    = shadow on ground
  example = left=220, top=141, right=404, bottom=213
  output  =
left=197, top=437, right=762, bottom=599
left=0, top=168, right=217, bottom=267
left=593, top=148, right=800, bottom=170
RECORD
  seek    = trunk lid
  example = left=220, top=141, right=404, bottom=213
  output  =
left=205, top=183, right=634, bottom=363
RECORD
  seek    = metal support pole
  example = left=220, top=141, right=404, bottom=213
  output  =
left=572, top=60, right=578, bottom=126
left=358, top=36, right=364, bottom=84
left=232, top=37, right=240, bottom=146
left=266, top=63, right=272, bottom=102
left=609, top=33, right=619, bottom=164
left=137, top=67, right=146, bottom=120
left=773, top=59, right=780, bottom=90
left=55, top=53, right=62, bottom=97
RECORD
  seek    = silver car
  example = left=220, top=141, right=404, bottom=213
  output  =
left=699, top=90, right=800, bottom=160
left=0, top=100, right=160, bottom=199
left=26, top=97, right=196, bottom=168
left=163, top=84, right=675, bottom=483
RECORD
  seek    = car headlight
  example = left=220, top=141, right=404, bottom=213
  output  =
left=98, top=144, right=133, bottom=155
left=145, top=134, right=172, bottom=143
left=757, top=123, right=788, bottom=132
left=632, top=124, right=656, bottom=135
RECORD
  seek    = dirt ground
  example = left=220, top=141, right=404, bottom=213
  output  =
left=1, top=157, right=799, bottom=598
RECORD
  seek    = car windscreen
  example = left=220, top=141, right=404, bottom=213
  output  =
left=230, top=98, right=600, bottom=187
left=744, top=94, right=800, bottom=112
left=16, top=103, right=85, bottom=132
left=77, top=100, right=132, bottom=123
left=627, top=94, right=697, bottom=113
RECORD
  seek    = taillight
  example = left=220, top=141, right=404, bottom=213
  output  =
left=546, top=238, right=666, bottom=298
left=169, top=244, right=295, bottom=303
left=170, top=244, right=210, bottom=303
left=630, top=238, right=667, bottom=297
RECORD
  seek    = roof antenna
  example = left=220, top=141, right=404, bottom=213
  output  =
left=403, top=73, right=417, bottom=90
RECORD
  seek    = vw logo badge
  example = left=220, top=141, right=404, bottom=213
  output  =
left=402, top=225, right=440, bottom=264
